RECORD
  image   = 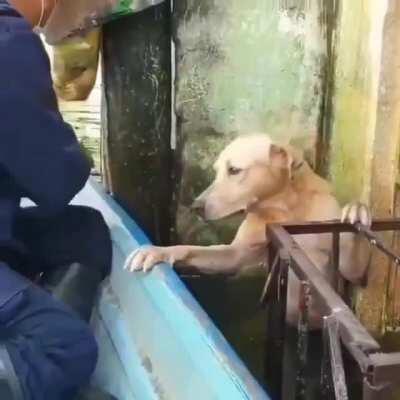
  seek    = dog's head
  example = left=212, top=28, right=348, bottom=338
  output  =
left=192, top=134, right=302, bottom=221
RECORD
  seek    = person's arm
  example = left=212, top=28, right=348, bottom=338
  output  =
left=0, top=13, right=90, bottom=214
left=0, top=93, right=90, bottom=214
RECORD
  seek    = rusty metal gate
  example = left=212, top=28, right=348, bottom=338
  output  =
left=261, top=219, right=400, bottom=400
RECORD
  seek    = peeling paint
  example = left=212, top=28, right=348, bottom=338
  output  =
left=139, top=353, right=168, bottom=400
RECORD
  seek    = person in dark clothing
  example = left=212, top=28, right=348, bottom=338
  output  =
left=0, top=0, right=112, bottom=399
left=15, top=206, right=112, bottom=321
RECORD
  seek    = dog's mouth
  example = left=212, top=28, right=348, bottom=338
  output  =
left=222, top=208, right=246, bottom=219
left=191, top=205, right=246, bottom=222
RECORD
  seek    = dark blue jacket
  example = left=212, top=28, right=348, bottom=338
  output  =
left=0, top=2, right=90, bottom=249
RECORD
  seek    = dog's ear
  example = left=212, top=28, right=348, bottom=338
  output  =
left=270, top=144, right=292, bottom=169
left=287, top=145, right=304, bottom=172
left=270, top=144, right=304, bottom=177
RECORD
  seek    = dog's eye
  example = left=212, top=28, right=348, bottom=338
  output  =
left=228, top=166, right=242, bottom=176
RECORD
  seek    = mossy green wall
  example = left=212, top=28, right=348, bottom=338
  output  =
left=329, top=1, right=387, bottom=204
left=174, top=0, right=328, bottom=244
left=327, top=0, right=400, bottom=336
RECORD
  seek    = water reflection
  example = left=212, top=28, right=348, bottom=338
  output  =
left=59, top=83, right=101, bottom=173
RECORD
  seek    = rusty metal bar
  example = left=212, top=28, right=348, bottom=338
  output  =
left=281, top=219, right=400, bottom=269
left=284, top=219, right=400, bottom=267
left=332, top=231, right=341, bottom=293
left=280, top=218, right=400, bottom=235
left=278, top=251, right=289, bottom=307
left=324, top=316, right=349, bottom=400
left=295, top=281, right=311, bottom=400
left=259, top=251, right=279, bottom=307
left=263, top=248, right=289, bottom=399
left=354, top=223, right=400, bottom=265
left=368, top=352, right=400, bottom=383
left=363, top=378, right=392, bottom=400
left=321, top=317, right=335, bottom=400
left=346, top=342, right=373, bottom=375
left=277, top=252, right=289, bottom=398
left=265, top=220, right=400, bottom=398
left=267, top=224, right=380, bottom=353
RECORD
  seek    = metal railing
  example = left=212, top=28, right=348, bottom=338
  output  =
left=261, top=219, right=400, bottom=400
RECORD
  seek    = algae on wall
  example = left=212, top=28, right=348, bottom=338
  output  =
left=328, top=0, right=388, bottom=334
left=329, top=0, right=386, bottom=205
left=174, top=0, right=329, bottom=244
left=102, top=4, right=172, bottom=245
left=327, top=0, right=400, bottom=336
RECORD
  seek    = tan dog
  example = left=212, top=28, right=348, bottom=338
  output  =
left=125, top=134, right=370, bottom=327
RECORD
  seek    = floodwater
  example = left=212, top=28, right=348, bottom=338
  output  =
left=182, top=273, right=268, bottom=386
left=59, top=85, right=102, bottom=173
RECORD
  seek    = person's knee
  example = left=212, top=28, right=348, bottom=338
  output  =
left=41, top=313, right=98, bottom=397
left=4, top=286, right=99, bottom=399
left=49, top=312, right=98, bottom=381
left=11, top=321, right=97, bottom=399
left=63, top=319, right=98, bottom=384
left=39, top=279, right=99, bottom=386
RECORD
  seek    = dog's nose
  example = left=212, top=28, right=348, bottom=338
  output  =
left=191, top=199, right=205, bottom=218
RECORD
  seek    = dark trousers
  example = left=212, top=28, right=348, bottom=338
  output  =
left=14, top=205, right=112, bottom=282
left=1, top=205, right=112, bottom=400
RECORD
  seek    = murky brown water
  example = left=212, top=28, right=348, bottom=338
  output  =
left=59, top=84, right=102, bottom=173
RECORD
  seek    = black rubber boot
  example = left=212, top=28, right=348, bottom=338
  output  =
left=41, top=263, right=103, bottom=322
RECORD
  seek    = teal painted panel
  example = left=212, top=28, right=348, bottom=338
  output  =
left=91, top=293, right=161, bottom=400
left=73, top=180, right=269, bottom=400
left=91, top=309, right=137, bottom=400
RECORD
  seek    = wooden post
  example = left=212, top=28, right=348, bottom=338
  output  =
left=101, top=3, right=172, bottom=245
left=357, top=0, right=400, bottom=335
left=327, top=0, right=400, bottom=335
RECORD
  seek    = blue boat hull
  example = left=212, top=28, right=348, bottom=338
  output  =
left=72, top=180, right=270, bottom=400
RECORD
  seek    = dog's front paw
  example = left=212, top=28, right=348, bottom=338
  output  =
left=124, top=246, right=173, bottom=273
left=341, top=202, right=372, bottom=227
